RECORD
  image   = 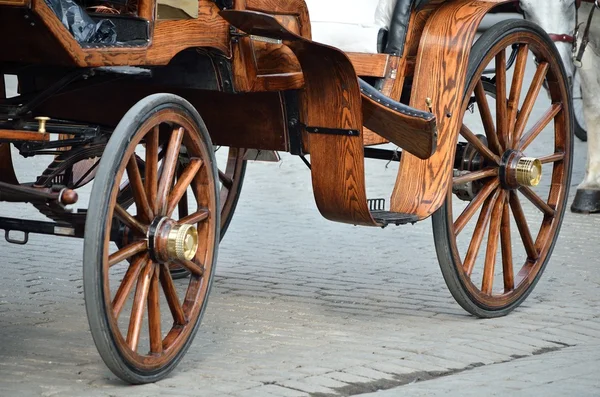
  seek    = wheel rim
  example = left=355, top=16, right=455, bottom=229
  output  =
left=104, top=107, right=217, bottom=370
left=449, top=33, right=571, bottom=309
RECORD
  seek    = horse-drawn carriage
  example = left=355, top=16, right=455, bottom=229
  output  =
left=0, top=0, right=573, bottom=384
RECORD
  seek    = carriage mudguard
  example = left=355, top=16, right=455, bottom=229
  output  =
left=222, top=9, right=437, bottom=226
left=390, top=0, right=514, bottom=219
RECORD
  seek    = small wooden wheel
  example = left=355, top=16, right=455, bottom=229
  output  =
left=83, top=94, right=219, bottom=383
left=432, top=20, right=573, bottom=318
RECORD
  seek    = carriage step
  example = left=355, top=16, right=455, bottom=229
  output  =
left=370, top=211, right=419, bottom=227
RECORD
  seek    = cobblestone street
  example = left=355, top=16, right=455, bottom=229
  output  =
left=1, top=53, right=599, bottom=395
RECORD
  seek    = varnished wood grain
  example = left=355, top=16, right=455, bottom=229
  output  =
left=347, top=53, right=389, bottom=77
left=361, top=92, right=436, bottom=159
left=0, top=129, right=49, bottom=141
left=24, top=0, right=229, bottom=67
left=513, top=62, right=549, bottom=143
left=507, top=44, right=529, bottom=147
left=108, top=241, right=148, bottom=267
left=501, top=198, right=514, bottom=291
left=453, top=177, right=500, bottom=236
left=147, top=266, right=163, bottom=354
left=245, top=0, right=311, bottom=38
left=167, top=158, right=203, bottom=216
left=288, top=39, right=376, bottom=225
left=112, top=255, right=148, bottom=318
left=222, top=11, right=377, bottom=226
left=464, top=189, right=500, bottom=276
left=482, top=190, right=505, bottom=295
left=390, top=0, right=511, bottom=219
left=157, top=127, right=184, bottom=215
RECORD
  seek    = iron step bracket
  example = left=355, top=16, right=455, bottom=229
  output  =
left=367, top=198, right=386, bottom=211
left=5, top=229, right=28, bottom=245
left=305, top=126, right=360, bottom=137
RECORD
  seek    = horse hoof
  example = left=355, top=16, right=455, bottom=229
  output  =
left=571, top=189, right=600, bottom=214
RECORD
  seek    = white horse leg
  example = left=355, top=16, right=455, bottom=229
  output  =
left=572, top=48, right=600, bottom=213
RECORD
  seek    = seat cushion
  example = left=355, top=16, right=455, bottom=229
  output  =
left=305, top=0, right=398, bottom=53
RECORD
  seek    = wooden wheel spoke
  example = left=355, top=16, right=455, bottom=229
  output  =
left=112, top=255, right=148, bottom=319
left=126, top=156, right=153, bottom=221
left=507, top=44, right=529, bottom=146
left=463, top=189, right=501, bottom=276
left=179, top=209, right=210, bottom=225
left=519, top=186, right=556, bottom=217
left=159, top=266, right=187, bottom=325
left=460, top=124, right=501, bottom=164
left=114, top=204, right=148, bottom=236
left=501, top=201, right=514, bottom=292
left=157, top=127, right=185, bottom=215
left=176, top=259, right=204, bottom=277
left=519, top=103, right=562, bottom=151
left=453, top=168, right=498, bottom=186
left=539, top=152, right=565, bottom=164
left=109, top=240, right=148, bottom=267
left=454, top=178, right=500, bottom=236
left=495, top=49, right=508, bottom=149
left=482, top=191, right=505, bottom=295
left=148, top=265, right=163, bottom=354
left=126, top=262, right=154, bottom=352
left=509, top=191, right=538, bottom=260
left=167, top=158, right=203, bottom=216
left=475, top=80, right=502, bottom=154
left=146, top=125, right=160, bottom=214
left=219, top=170, right=233, bottom=190
left=513, top=62, right=549, bottom=143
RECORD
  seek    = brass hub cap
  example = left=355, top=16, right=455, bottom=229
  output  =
left=167, top=224, right=198, bottom=261
left=500, top=151, right=543, bottom=189
left=148, top=217, right=199, bottom=263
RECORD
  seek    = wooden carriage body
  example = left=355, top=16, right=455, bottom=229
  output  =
left=0, top=0, right=516, bottom=226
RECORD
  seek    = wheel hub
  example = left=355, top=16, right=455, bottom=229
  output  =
left=500, top=151, right=542, bottom=189
left=453, top=135, right=488, bottom=201
left=148, top=217, right=198, bottom=263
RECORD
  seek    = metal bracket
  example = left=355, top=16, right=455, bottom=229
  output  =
left=5, top=230, right=28, bottom=245
left=305, top=126, right=360, bottom=137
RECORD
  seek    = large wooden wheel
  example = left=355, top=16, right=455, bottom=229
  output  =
left=432, top=20, right=573, bottom=318
left=83, top=94, right=219, bottom=383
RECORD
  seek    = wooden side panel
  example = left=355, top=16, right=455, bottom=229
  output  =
left=289, top=41, right=376, bottom=226
left=19, top=0, right=229, bottom=67
left=244, top=0, right=311, bottom=38
left=390, top=0, right=511, bottom=219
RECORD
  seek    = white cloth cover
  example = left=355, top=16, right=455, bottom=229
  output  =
left=304, top=0, right=399, bottom=53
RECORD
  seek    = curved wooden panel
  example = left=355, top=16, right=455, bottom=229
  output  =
left=390, top=0, right=511, bottom=219
left=222, top=10, right=376, bottom=226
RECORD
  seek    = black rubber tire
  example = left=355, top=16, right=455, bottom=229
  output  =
left=83, top=93, right=220, bottom=383
left=431, top=20, right=573, bottom=318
